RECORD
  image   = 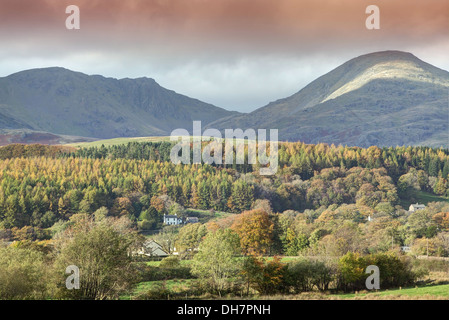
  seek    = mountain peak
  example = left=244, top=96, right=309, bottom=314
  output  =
left=320, top=51, right=449, bottom=103
left=355, top=50, right=417, bottom=61
left=211, top=50, right=449, bottom=148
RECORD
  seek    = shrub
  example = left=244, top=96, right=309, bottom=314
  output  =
left=337, top=251, right=417, bottom=292
left=0, top=246, right=49, bottom=299
left=286, top=259, right=334, bottom=293
left=241, top=256, right=288, bottom=295
left=160, top=256, right=181, bottom=269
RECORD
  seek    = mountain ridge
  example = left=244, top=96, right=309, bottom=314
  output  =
left=208, top=50, right=449, bottom=148
left=0, top=67, right=239, bottom=139
left=0, top=50, right=448, bottom=148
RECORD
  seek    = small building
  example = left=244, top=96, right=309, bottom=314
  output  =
left=137, top=240, right=169, bottom=257
left=409, top=203, right=426, bottom=213
left=163, top=214, right=183, bottom=225
left=401, top=246, right=411, bottom=253
left=185, top=217, right=199, bottom=224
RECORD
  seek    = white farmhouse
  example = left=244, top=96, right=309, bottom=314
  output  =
left=163, top=214, right=183, bottom=225
left=409, top=203, right=426, bottom=213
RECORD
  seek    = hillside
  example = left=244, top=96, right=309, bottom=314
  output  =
left=0, top=129, right=97, bottom=146
left=0, top=67, right=238, bottom=139
left=209, top=51, right=449, bottom=148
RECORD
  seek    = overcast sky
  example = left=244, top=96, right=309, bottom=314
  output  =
left=0, top=0, right=448, bottom=112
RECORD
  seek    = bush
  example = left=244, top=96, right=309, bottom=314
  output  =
left=337, top=251, right=417, bottom=292
left=241, top=256, right=288, bottom=295
left=160, top=256, right=181, bottom=269
left=0, top=246, right=49, bottom=299
left=138, top=220, right=153, bottom=231
left=286, top=259, right=334, bottom=293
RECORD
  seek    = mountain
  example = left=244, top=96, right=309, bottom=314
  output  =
left=209, top=51, right=449, bottom=148
left=0, top=67, right=238, bottom=139
left=1, top=51, right=448, bottom=148
left=0, top=129, right=97, bottom=146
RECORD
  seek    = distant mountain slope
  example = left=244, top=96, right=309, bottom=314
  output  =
left=0, top=129, right=97, bottom=146
left=0, top=67, right=238, bottom=139
left=209, top=51, right=449, bottom=148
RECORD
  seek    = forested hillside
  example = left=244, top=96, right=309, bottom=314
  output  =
left=0, top=142, right=447, bottom=233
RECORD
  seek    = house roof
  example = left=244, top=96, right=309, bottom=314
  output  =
left=164, top=215, right=182, bottom=219
left=142, top=239, right=169, bottom=256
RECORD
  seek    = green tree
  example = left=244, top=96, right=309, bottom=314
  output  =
left=0, top=246, right=49, bottom=299
left=52, top=216, right=139, bottom=300
left=175, top=223, right=207, bottom=258
left=191, top=229, right=241, bottom=295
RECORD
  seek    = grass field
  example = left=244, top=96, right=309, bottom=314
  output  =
left=125, top=279, right=449, bottom=300
left=334, top=284, right=449, bottom=300
left=400, top=190, right=448, bottom=209
left=122, top=279, right=196, bottom=300
left=66, top=135, right=262, bottom=148
left=414, top=191, right=448, bottom=204
left=135, top=279, right=195, bottom=292
left=65, top=136, right=171, bottom=148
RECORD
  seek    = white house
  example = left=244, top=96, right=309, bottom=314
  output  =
left=409, top=203, right=426, bottom=213
left=163, top=214, right=183, bottom=225
left=401, top=246, right=411, bottom=253
left=163, top=214, right=199, bottom=225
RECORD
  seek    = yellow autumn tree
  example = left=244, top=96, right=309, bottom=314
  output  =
left=231, top=209, right=274, bottom=256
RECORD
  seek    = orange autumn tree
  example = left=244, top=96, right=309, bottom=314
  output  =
left=231, top=209, right=274, bottom=256
left=433, top=212, right=449, bottom=230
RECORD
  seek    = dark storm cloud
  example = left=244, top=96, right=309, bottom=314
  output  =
left=0, top=0, right=447, bottom=111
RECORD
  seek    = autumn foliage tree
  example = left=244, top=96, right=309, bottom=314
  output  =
left=241, top=256, right=287, bottom=295
left=433, top=212, right=449, bottom=230
left=231, top=209, right=274, bottom=256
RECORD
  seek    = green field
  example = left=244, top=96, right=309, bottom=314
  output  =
left=135, top=279, right=195, bottom=292
left=125, top=279, right=449, bottom=300
left=184, top=208, right=233, bottom=223
left=335, top=284, right=449, bottom=299
left=122, top=279, right=196, bottom=300
left=65, top=136, right=171, bottom=148
left=66, top=135, right=261, bottom=148
left=414, top=191, right=448, bottom=204
left=400, top=190, right=448, bottom=209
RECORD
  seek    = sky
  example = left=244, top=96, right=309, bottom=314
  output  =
left=0, top=0, right=448, bottom=113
